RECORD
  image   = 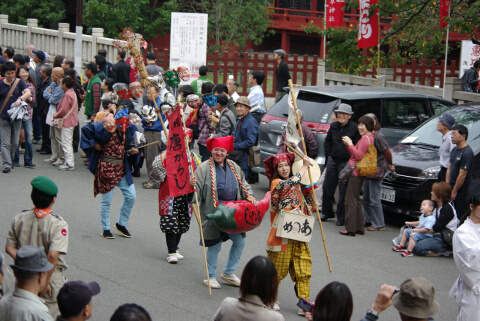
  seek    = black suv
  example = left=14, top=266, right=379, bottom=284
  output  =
left=254, top=86, right=455, bottom=174
left=381, top=104, right=480, bottom=217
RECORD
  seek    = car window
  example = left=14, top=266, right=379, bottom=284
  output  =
left=382, top=99, right=429, bottom=129
left=401, top=107, right=480, bottom=152
left=343, top=99, right=381, bottom=124
left=268, top=92, right=339, bottom=123
left=430, top=99, right=454, bottom=115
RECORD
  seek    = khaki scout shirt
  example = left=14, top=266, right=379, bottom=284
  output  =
left=7, top=210, right=68, bottom=271
left=0, top=288, right=53, bottom=321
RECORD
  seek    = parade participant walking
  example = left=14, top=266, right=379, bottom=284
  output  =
left=190, top=136, right=256, bottom=289
left=450, top=181, right=480, bottom=321
left=5, top=176, right=68, bottom=318
left=264, top=152, right=313, bottom=315
left=80, top=111, right=139, bottom=239
left=152, top=128, right=201, bottom=263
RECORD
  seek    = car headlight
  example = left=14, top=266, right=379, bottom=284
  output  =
left=418, top=166, right=440, bottom=179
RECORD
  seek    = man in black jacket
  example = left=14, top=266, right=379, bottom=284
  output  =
left=461, top=60, right=480, bottom=92
left=321, top=103, right=361, bottom=226
left=274, top=49, right=291, bottom=103
left=36, top=65, right=53, bottom=155
left=112, top=50, right=131, bottom=85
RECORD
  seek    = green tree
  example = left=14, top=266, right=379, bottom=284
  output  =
left=304, top=0, right=480, bottom=75
left=83, top=0, right=179, bottom=41
left=0, top=0, right=65, bottom=28
left=177, top=0, right=274, bottom=55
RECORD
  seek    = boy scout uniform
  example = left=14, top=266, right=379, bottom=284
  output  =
left=5, top=176, right=68, bottom=318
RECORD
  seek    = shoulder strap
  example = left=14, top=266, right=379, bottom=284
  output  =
left=0, top=79, right=20, bottom=115
left=225, top=114, right=235, bottom=135
left=61, top=93, right=78, bottom=120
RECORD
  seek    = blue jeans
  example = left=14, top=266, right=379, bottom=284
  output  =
left=363, top=179, right=385, bottom=228
left=32, top=107, right=42, bottom=140
left=100, top=176, right=136, bottom=230
left=412, top=234, right=448, bottom=256
left=206, top=233, right=246, bottom=279
left=13, top=119, right=34, bottom=165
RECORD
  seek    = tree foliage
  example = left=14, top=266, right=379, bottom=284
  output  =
left=83, top=0, right=179, bottom=41
left=0, top=0, right=65, bottom=28
left=176, top=0, right=274, bottom=55
left=304, top=0, right=480, bottom=75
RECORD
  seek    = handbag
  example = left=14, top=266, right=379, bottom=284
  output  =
left=339, top=164, right=355, bottom=184
left=276, top=194, right=315, bottom=243
left=52, top=97, right=77, bottom=129
left=441, top=228, right=454, bottom=248
left=356, top=135, right=378, bottom=177
left=247, top=146, right=260, bottom=168
left=0, top=79, right=20, bottom=117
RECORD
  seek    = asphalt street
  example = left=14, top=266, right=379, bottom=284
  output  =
left=0, top=139, right=459, bottom=321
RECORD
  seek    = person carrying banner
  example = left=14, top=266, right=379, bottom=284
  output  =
left=152, top=128, right=201, bottom=263
left=80, top=110, right=139, bottom=239
left=263, top=153, right=313, bottom=316
left=189, top=136, right=257, bottom=289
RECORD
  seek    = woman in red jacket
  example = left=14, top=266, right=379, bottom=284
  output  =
left=53, top=76, right=78, bottom=171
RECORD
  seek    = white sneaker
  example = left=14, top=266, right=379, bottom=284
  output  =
left=167, top=253, right=178, bottom=264
left=52, top=159, right=64, bottom=166
left=44, top=157, right=56, bottom=163
left=203, top=278, right=220, bottom=289
left=221, top=273, right=240, bottom=287
left=175, top=251, right=184, bottom=260
left=59, top=164, right=75, bottom=171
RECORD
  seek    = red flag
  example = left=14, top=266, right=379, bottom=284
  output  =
left=440, top=0, right=450, bottom=28
left=165, top=108, right=194, bottom=197
left=326, top=0, right=346, bottom=28
left=357, top=0, right=379, bottom=49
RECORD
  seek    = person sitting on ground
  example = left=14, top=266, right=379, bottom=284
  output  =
left=0, top=246, right=54, bottom=321
left=56, top=280, right=101, bottom=321
left=214, top=256, right=284, bottom=321
left=110, top=303, right=152, bottom=321
left=393, top=200, right=436, bottom=257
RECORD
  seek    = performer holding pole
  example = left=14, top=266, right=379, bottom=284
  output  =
left=287, top=79, right=332, bottom=272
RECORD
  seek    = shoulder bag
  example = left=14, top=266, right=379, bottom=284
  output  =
left=0, top=79, right=20, bottom=117
left=52, top=96, right=77, bottom=129
left=356, top=135, right=378, bottom=177
left=441, top=228, right=454, bottom=248
left=339, top=163, right=355, bottom=184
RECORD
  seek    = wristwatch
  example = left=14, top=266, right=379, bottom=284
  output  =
left=367, top=308, right=379, bottom=317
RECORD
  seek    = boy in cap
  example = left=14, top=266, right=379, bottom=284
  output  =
left=437, top=113, right=455, bottom=182
left=0, top=245, right=55, bottom=321
left=5, top=176, right=68, bottom=318
left=56, top=280, right=101, bottom=321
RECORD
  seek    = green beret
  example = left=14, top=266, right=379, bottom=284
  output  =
left=31, top=176, right=58, bottom=196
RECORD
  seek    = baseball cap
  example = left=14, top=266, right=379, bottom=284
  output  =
left=145, top=52, right=156, bottom=60
left=58, top=281, right=101, bottom=317
left=32, top=50, right=46, bottom=62
left=83, top=62, right=98, bottom=74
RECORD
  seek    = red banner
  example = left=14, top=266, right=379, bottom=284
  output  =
left=440, top=0, right=450, bottom=28
left=165, top=108, right=194, bottom=197
left=357, top=0, right=379, bottom=49
left=326, top=0, right=346, bottom=28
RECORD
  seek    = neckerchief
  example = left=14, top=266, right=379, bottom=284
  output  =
left=33, top=207, right=53, bottom=218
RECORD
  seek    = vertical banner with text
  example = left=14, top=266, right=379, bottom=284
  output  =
left=166, top=108, right=194, bottom=197
left=170, top=12, right=208, bottom=80
left=357, top=0, right=379, bottom=49
left=440, top=0, right=451, bottom=28
left=326, top=0, right=346, bottom=28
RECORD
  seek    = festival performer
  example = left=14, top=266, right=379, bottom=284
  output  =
left=80, top=109, right=138, bottom=239
left=189, top=136, right=257, bottom=289
left=152, top=128, right=201, bottom=263
left=264, top=153, right=314, bottom=316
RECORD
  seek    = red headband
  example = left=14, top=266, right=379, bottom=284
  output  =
left=206, top=136, right=234, bottom=152
left=264, top=153, right=295, bottom=180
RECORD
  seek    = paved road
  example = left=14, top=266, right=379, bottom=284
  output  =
left=0, top=143, right=459, bottom=321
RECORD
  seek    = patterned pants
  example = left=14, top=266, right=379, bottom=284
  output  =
left=267, top=239, right=312, bottom=301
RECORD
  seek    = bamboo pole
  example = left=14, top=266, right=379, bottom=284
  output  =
left=178, top=98, right=212, bottom=295
left=283, top=142, right=314, bottom=167
left=288, top=79, right=332, bottom=272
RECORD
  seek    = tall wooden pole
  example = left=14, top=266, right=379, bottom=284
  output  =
left=288, top=79, right=332, bottom=272
left=178, top=98, right=212, bottom=295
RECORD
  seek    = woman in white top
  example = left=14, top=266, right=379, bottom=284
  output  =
left=214, top=256, right=284, bottom=321
left=450, top=182, right=480, bottom=321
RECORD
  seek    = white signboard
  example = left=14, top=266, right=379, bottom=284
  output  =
left=170, top=12, right=208, bottom=80
left=460, top=40, right=480, bottom=78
